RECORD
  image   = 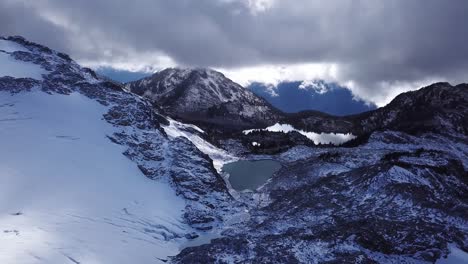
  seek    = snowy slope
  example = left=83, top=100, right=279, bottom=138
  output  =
left=0, top=39, right=28, bottom=52
left=162, top=118, right=238, bottom=171
left=0, top=91, right=186, bottom=263
left=0, top=36, right=237, bottom=263
left=0, top=39, right=45, bottom=80
left=126, top=68, right=266, bottom=112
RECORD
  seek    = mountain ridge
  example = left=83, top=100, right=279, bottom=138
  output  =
left=126, top=66, right=467, bottom=142
left=1, top=36, right=467, bottom=263
left=0, top=35, right=241, bottom=262
left=125, top=67, right=282, bottom=130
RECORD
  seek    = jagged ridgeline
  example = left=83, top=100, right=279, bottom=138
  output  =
left=125, top=68, right=282, bottom=129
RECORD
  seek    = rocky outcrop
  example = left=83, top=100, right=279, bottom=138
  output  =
left=173, top=131, right=468, bottom=263
left=358, top=82, right=468, bottom=135
left=286, top=82, right=468, bottom=137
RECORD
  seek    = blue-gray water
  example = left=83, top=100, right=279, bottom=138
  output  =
left=223, top=160, right=282, bottom=191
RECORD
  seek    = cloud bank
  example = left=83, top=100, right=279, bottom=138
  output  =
left=1, top=0, right=467, bottom=105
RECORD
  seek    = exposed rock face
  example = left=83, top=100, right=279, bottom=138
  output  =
left=173, top=131, right=468, bottom=263
left=286, top=82, right=468, bottom=137
left=125, top=68, right=282, bottom=130
left=284, top=110, right=356, bottom=134
left=358, top=82, right=468, bottom=135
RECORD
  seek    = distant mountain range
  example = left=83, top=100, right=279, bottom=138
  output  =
left=123, top=67, right=467, bottom=141
left=249, top=81, right=377, bottom=116
left=125, top=68, right=282, bottom=130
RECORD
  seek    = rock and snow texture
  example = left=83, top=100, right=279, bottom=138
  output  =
left=0, top=91, right=186, bottom=263
left=244, top=123, right=356, bottom=145
left=0, top=39, right=28, bottom=52
left=0, top=36, right=237, bottom=263
left=125, top=68, right=281, bottom=128
left=125, top=68, right=261, bottom=112
left=162, top=118, right=237, bottom=171
left=175, top=131, right=468, bottom=263
left=357, top=82, right=468, bottom=136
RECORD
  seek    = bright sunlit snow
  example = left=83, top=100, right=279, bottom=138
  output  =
left=0, top=39, right=28, bottom=53
left=162, top=118, right=237, bottom=171
left=437, top=244, right=468, bottom=264
left=0, top=52, right=46, bottom=80
left=0, top=90, right=187, bottom=263
left=243, top=123, right=356, bottom=145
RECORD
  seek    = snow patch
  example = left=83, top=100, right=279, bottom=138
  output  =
left=437, top=244, right=468, bottom=264
left=244, top=123, right=356, bottom=145
left=0, top=39, right=28, bottom=53
left=162, top=118, right=237, bottom=171
left=0, top=91, right=187, bottom=263
left=387, top=166, right=431, bottom=187
left=299, top=80, right=329, bottom=94
left=0, top=52, right=46, bottom=80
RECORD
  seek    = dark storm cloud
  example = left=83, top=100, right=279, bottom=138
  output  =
left=1, top=0, right=260, bottom=66
left=0, top=1, right=70, bottom=52
left=1, top=0, right=468, bottom=104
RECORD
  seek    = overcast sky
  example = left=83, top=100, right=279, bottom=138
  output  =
left=1, top=0, right=467, bottom=106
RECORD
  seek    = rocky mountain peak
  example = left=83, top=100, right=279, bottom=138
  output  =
left=126, top=67, right=246, bottom=104
left=359, top=82, right=468, bottom=135
left=389, top=82, right=466, bottom=107
left=126, top=67, right=282, bottom=129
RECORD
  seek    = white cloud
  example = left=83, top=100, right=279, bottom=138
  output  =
left=360, top=78, right=445, bottom=107
left=81, top=52, right=177, bottom=73
left=83, top=57, right=443, bottom=107
left=299, top=81, right=328, bottom=94
left=246, top=0, right=276, bottom=14
left=218, top=63, right=442, bottom=107
left=222, top=0, right=276, bottom=14
left=218, top=63, right=339, bottom=87
left=3, top=0, right=465, bottom=107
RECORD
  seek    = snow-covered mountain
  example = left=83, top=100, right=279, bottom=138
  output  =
left=0, top=36, right=239, bottom=263
left=125, top=68, right=282, bottom=129
left=1, top=36, right=467, bottom=264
